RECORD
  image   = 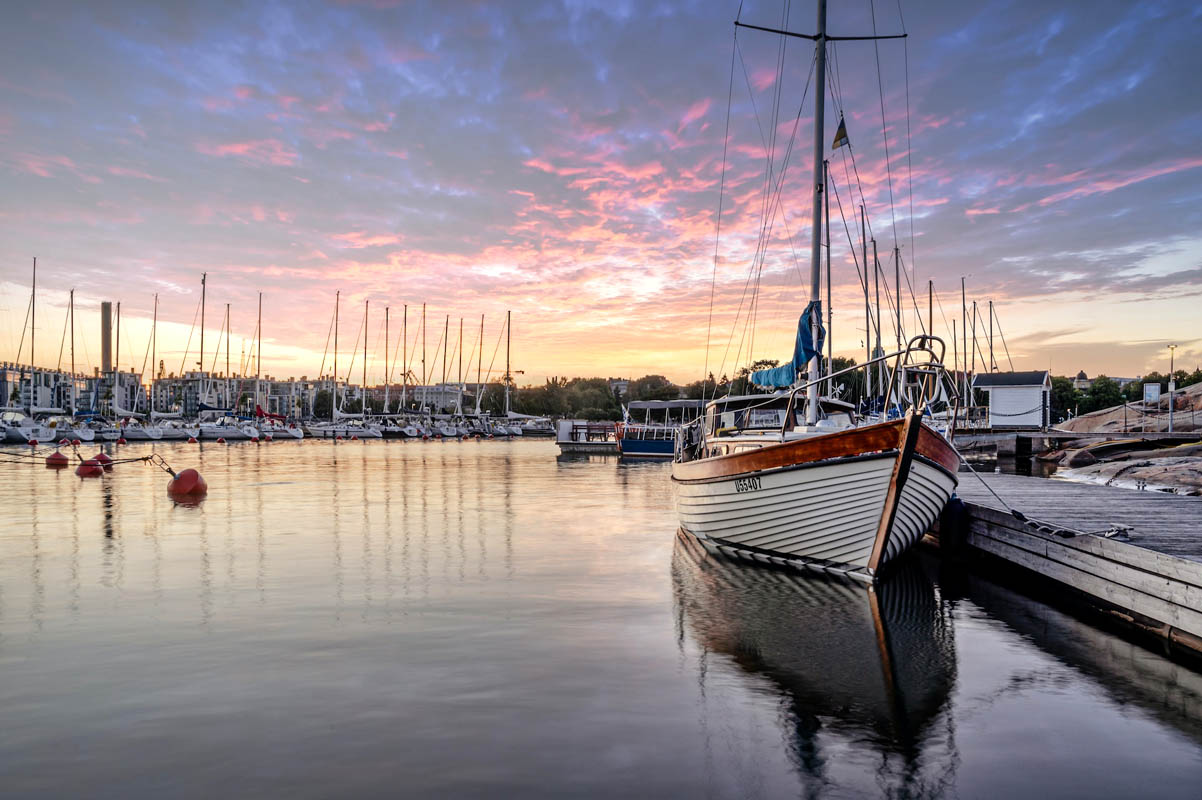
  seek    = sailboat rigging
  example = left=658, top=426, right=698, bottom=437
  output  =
left=672, top=1, right=958, bottom=583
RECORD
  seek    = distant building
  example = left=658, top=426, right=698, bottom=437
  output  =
left=972, top=370, right=1052, bottom=430
left=1072, top=371, right=1139, bottom=392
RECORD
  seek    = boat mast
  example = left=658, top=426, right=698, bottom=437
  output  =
left=70, top=288, right=75, bottom=413
left=200, top=273, right=206, bottom=399
left=256, top=292, right=262, bottom=411
left=334, top=290, right=339, bottom=421
left=961, top=277, right=968, bottom=406
left=115, top=301, right=121, bottom=413
left=803, top=0, right=828, bottom=426
left=363, top=300, right=368, bottom=421
left=988, top=299, right=995, bottom=372
left=504, top=309, right=511, bottom=417
left=402, top=304, right=408, bottom=409
left=873, top=241, right=883, bottom=400
left=894, top=246, right=902, bottom=353
left=476, top=314, right=483, bottom=415
left=824, top=159, right=832, bottom=396
left=861, top=205, right=870, bottom=401
left=151, top=293, right=157, bottom=414
left=384, top=306, right=390, bottom=415
left=30, top=257, right=35, bottom=414
left=421, top=303, right=427, bottom=411
left=457, top=317, right=463, bottom=415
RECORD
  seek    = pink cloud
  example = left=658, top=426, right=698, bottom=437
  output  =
left=678, top=98, right=711, bottom=132
left=107, top=165, right=166, bottom=182
left=751, top=67, right=777, bottom=92
left=330, top=231, right=403, bottom=248
left=1038, top=156, right=1202, bottom=207
left=966, top=206, right=1001, bottom=217
left=196, top=138, right=299, bottom=166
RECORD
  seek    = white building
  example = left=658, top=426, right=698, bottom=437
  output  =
left=972, top=371, right=1052, bottom=430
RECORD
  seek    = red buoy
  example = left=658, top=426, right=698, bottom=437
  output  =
left=59, top=437, right=71, bottom=447
left=251, top=436, right=260, bottom=443
left=336, top=435, right=344, bottom=441
left=46, top=451, right=70, bottom=468
left=216, top=437, right=226, bottom=444
left=72, top=438, right=82, bottom=445
left=75, top=458, right=104, bottom=477
left=264, top=434, right=272, bottom=442
left=94, top=452, right=113, bottom=466
left=117, top=437, right=127, bottom=445
left=167, top=468, right=207, bottom=498
left=188, top=436, right=198, bottom=443
left=28, top=438, right=39, bottom=446
left=350, top=435, right=359, bottom=441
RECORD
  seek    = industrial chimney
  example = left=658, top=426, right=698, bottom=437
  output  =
left=100, top=301, right=112, bottom=374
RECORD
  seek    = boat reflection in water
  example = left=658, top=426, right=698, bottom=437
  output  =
left=672, top=530, right=957, bottom=793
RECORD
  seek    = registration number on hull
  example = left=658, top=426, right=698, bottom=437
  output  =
left=734, top=476, right=762, bottom=493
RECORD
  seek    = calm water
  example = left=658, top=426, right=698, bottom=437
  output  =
left=3, top=439, right=1202, bottom=798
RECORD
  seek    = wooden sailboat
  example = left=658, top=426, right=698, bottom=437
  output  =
left=671, top=2, right=959, bottom=582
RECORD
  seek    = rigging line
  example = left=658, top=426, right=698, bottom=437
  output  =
left=895, top=251, right=928, bottom=335
left=868, top=0, right=899, bottom=243
left=901, top=22, right=917, bottom=311
left=178, top=293, right=201, bottom=377
left=56, top=302, right=69, bottom=371
left=343, top=312, right=364, bottom=384
left=994, top=306, right=1016, bottom=371
left=317, top=305, right=335, bottom=380
left=829, top=170, right=879, bottom=343
left=483, top=320, right=505, bottom=388
left=15, top=294, right=32, bottom=367
left=703, top=27, right=740, bottom=400
left=718, top=48, right=817, bottom=385
left=140, top=309, right=152, bottom=381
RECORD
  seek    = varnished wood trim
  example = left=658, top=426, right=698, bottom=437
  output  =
left=916, top=424, right=959, bottom=474
left=670, top=419, right=905, bottom=482
left=867, top=411, right=923, bottom=575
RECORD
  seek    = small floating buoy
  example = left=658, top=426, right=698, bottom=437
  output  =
left=72, top=438, right=82, bottom=445
left=117, top=437, right=127, bottom=445
left=251, top=436, right=260, bottom=443
left=187, top=436, right=198, bottom=443
left=264, top=434, right=272, bottom=442
left=350, top=435, right=359, bottom=441
left=59, top=437, right=71, bottom=447
left=46, top=451, right=69, bottom=468
left=216, top=437, right=226, bottom=444
left=422, top=434, right=429, bottom=440
left=28, top=438, right=39, bottom=446
left=75, top=458, right=104, bottom=478
left=166, top=467, right=207, bottom=498
left=94, top=452, right=113, bottom=467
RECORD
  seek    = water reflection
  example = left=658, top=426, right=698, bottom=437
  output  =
left=673, top=532, right=957, bottom=795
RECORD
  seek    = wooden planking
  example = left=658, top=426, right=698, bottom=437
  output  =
left=953, top=472, right=1202, bottom=562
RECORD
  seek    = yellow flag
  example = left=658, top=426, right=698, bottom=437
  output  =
left=832, top=116, right=849, bottom=150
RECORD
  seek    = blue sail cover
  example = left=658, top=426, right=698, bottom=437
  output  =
left=750, top=301, right=826, bottom=388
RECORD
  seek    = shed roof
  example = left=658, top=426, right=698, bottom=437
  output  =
left=972, top=370, right=1050, bottom=388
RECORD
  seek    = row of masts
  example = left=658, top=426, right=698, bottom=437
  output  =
left=9, top=262, right=518, bottom=420
left=326, top=292, right=514, bottom=422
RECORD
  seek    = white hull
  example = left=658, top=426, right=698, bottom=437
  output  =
left=306, top=423, right=383, bottom=439
left=200, top=424, right=258, bottom=440
left=676, top=455, right=956, bottom=578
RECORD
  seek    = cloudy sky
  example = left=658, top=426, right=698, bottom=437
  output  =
left=2, top=0, right=1199, bottom=385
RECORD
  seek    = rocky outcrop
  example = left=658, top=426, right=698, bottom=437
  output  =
left=1059, top=456, right=1202, bottom=495
left=1059, top=382, right=1202, bottom=434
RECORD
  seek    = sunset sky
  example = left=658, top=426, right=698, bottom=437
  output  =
left=2, top=0, right=1199, bottom=386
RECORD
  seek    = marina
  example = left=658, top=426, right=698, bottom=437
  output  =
left=2, top=0, right=1201, bottom=795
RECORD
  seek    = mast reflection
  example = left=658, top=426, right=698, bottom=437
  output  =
left=672, top=531, right=957, bottom=791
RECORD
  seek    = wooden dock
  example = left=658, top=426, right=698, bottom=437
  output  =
left=932, top=471, right=1202, bottom=653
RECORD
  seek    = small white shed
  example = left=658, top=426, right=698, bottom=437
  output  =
left=972, top=371, right=1051, bottom=430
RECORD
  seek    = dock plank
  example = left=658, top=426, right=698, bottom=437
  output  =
left=953, top=472, right=1202, bottom=563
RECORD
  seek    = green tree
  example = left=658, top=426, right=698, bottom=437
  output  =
left=313, top=390, right=332, bottom=418
left=628, top=374, right=680, bottom=401
left=1050, top=376, right=1080, bottom=419
left=683, top=373, right=718, bottom=400
left=1080, top=375, right=1122, bottom=414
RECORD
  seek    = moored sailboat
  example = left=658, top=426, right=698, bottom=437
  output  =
left=671, top=2, right=959, bottom=582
